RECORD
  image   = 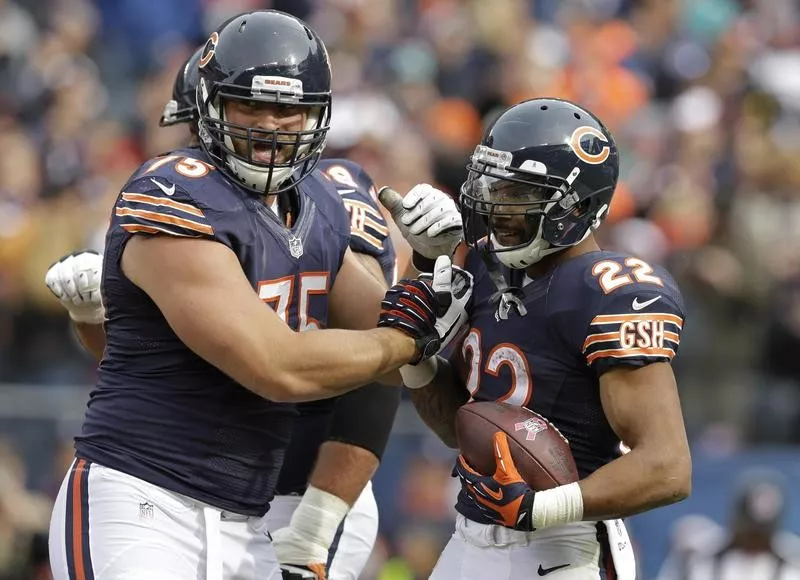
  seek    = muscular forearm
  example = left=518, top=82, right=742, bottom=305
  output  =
left=408, top=357, right=469, bottom=448
left=73, top=322, right=106, bottom=361
left=578, top=446, right=691, bottom=520
left=268, top=327, right=415, bottom=403
left=309, top=441, right=379, bottom=506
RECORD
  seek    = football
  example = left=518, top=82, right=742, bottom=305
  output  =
left=455, top=401, right=579, bottom=490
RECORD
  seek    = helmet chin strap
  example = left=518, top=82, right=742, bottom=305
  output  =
left=491, top=232, right=561, bottom=269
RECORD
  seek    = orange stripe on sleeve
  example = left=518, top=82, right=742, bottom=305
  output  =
left=115, top=207, right=214, bottom=235
left=120, top=224, right=202, bottom=237
left=121, top=192, right=205, bottom=217
left=582, top=332, right=620, bottom=351
left=590, top=313, right=683, bottom=328
left=586, top=347, right=676, bottom=365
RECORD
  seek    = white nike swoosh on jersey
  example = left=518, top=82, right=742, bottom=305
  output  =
left=632, top=296, right=662, bottom=311
left=150, top=178, right=176, bottom=196
left=336, top=188, right=356, bottom=195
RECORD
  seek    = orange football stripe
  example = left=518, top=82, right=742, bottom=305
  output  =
left=71, top=458, right=87, bottom=580
left=120, top=223, right=201, bottom=237
left=664, top=331, right=680, bottom=343
left=121, top=192, right=205, bottom=217
left=115, top=207, right=214, bottom=235
left=590, top=313, right=683, bottom=328
left=582, top=332, right=620, bottom=351
left=586, top=347, right=676, bottom=364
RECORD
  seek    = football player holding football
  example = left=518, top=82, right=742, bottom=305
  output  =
left=44, top=10, right=465, bottom=580
left=383, top=98, right=692, bottom=579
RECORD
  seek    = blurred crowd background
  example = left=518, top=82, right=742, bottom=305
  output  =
left=1, top=0, right=800, bottom=578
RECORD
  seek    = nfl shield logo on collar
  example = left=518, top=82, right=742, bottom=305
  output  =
left=288, top=234, right=303, bottom=258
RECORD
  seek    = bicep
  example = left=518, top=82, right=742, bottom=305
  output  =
left=351, top=251, right=388, bottom=289
left=599, top=362, right=689, bottom=456
left=121, top=235, right=294, bottom=391
left=328, top=247, right=387, bottom=331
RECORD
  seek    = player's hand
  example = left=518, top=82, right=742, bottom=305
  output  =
left=455, top=431, right=536, bottom=531
left=419, top=255, right=473, bottom=353
left=378, top=185, right=462, bottom=270
left=378, top=279, right=440, bottom=364
left=273, top=526, right=328, bottom=580
left=44, top=250, right=105, bottom=325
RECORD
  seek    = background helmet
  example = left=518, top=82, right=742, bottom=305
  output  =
left=159, top=46, right=203, bottom=128
left=460, top=98, right=619, bottom=269
left=196, top=10, right=332, bottom=195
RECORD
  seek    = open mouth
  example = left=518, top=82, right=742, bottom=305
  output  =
left=493, top=229, right=527, bottom=247
left=252, top=141, right=294, bottom=164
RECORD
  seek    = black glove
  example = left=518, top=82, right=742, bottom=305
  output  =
left=378, top=279, right=440, bottom=364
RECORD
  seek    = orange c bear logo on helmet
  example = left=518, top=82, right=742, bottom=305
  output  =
left=569, top=126, right=610, bottom=165
left=199, top=32, right=219, bottom=69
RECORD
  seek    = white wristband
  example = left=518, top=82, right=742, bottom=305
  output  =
left=399, top=356, right=438, bottom=389
left=532, top=482, right=584, bottom=529
left=289, top=485, right=350, bottom=548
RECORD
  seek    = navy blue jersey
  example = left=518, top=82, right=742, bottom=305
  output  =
left=452, top=250, right=686, bottom=522
left=318, top=159, right=395, bottom=285
left=275, top=159, right=396, bottom=495
left=75, top=147, right=351, bottom=516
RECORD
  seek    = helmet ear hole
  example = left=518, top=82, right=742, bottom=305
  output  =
left=571, top=199, right=591, bottom=218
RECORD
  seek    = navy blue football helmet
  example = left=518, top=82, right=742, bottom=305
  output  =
left=159, top=46, right=203, bottom=128
left=196, top=10, right=332, bottom=195
left=460, top=98, right=619, bottom=269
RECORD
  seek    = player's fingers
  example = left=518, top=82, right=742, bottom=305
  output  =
left=57, top=262, right=80, bottom=303
left=400, top=183, right=432, bottom=210
left=377, top=186, right=404, bottom=219
left=426, top=212, right=462, bottom=238
left=431, top=256, right=453, bottom=314
left=405, top=204, right=446, bottom=233
left=44, top=267, right=64, bottom=299
left=403, top=193, right=450, bottom=228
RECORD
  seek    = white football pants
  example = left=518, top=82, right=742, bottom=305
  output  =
left=49, top=459, right=281, bottom=580
left=430, top=514, right=636, bottom=580
left=266, top=481, right=379, bottom=580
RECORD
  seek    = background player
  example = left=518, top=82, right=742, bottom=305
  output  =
left=44, top=11, right=464, bottom=580
left=380, top=98, right=692, bottom=579
left=45, top=44, right=421, bottom=580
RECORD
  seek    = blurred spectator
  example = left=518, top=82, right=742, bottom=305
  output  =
left=656, top=469, right=800, bottom=580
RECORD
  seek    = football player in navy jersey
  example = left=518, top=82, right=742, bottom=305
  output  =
left=43, top=10, right=465, bottom=580
left=382, top=98, right=692, bottom=580
left=47, top=45, right=409, bottom=580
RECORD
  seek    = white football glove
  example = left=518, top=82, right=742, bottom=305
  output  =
left=378, top=184, right=463, bottom=267
left=424, top=254, right=473, bottom=349
left=400, top=255, right=473, bottom=389
left=44, top=250, right=105, bottom=325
